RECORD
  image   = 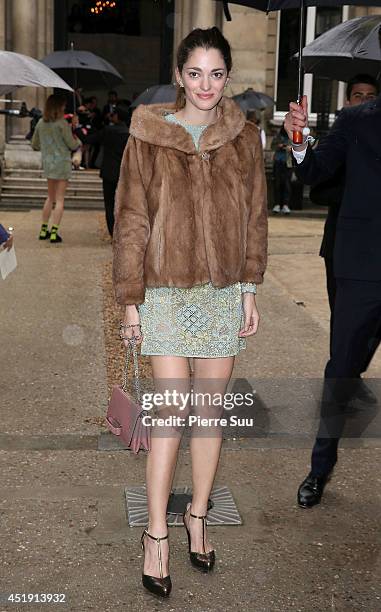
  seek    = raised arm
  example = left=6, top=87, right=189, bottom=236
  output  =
left=112, top=136, right=150, bottom=305
left=284, top=95, right=350, bottom=185
left=59, top=120, right=80, bottom=151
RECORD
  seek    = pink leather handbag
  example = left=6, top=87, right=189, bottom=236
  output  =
left=106, top=337, right=151, bottom=453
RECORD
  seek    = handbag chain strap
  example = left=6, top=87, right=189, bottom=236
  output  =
left=122, top=338, right=142, bottom=404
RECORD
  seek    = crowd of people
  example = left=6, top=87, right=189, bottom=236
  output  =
left=30, top=89, right=131, bottom=242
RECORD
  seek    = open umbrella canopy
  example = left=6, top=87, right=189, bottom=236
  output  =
left=41, top=49, right=123, bottom=90
left=232, top=88, right=275, bottom=111
left=221, top=0, right=381, bottom=14
left=220, top=0, right=381, bottom=143
left=0, top=51, right=73, bottom=95
left=131, top=84, right=176, bottom=107
left=296, top=15, right=381, bottom=81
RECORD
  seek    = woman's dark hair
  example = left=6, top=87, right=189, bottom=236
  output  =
left=175, top=27, right=232, bottom=110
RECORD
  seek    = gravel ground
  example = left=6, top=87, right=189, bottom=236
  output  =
left=0, top=211, right=379, bottom=612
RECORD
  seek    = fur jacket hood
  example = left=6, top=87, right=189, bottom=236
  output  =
left=128, top=95, right=246, bottom=153
left=113, top=96, right=268, bottom=305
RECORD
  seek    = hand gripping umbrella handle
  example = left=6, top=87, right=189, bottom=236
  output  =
left=293, top=0, right=305, bottom=146
left=293, top=99, right=304, bottom=145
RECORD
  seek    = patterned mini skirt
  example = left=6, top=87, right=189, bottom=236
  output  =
left=138, top=282, right=246, bottom=358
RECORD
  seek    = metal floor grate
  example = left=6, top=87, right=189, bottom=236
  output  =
left=124, top=485, right=242, bottom=527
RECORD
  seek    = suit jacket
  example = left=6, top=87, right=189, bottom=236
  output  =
left=76, top=123, right=129, bottom=183
left=309, top=167, right=345, bottom=259
left=294, top=96, right=381, bottom=281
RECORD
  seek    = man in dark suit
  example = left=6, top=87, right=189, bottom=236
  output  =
left=284, top=90, right=381, bottom=508
left=76, top=104, right=129, bottom=236
left=309, top=75, right=380, bottom=391
left=101, top=90, right=119, bottom=126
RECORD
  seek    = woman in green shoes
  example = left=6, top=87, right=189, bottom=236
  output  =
left=32, top=94, right=80, bottom=243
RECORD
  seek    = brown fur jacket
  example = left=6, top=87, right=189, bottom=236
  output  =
left=113, top=96, right=268, bottom=305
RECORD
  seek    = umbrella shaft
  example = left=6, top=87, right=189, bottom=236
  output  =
left=297, top=0, right=305, bottom=103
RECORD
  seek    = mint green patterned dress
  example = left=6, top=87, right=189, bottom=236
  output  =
left=138, top=113, right=256, bottom=358
left=31, top=118, right=80, bottom=180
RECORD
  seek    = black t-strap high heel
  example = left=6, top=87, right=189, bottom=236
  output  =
left=141, top=529, right=172, bottom=597
left=183, top=503, right=215, bottom=572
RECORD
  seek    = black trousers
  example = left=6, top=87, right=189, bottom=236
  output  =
left=273, top=161, right=290, bottom=207
left=102, top=178, right=117, bottom=237
left=324, top=257, right=380, bottom=369
left=311, top=277, right=381, bottom=476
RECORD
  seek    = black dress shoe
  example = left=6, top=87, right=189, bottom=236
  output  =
left=355, top=380, right=378, bottom=405
left=297, top=471, right=332, bottom=508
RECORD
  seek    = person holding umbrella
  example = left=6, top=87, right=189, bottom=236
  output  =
left=309, top=74, right=379, bottom=374
left=31, top=94, right=80, bottom=243
left=284, top=80, right=381, bottom=509
left=113, top=26, right=268, bottom=597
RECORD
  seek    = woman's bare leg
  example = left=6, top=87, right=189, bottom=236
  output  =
left=51, top=180, right=68, bottom=227
left=144, top=355, right=191, bottom=577
left=185, top=356, right=235, bottom=553
left=42, top=179, right=57, bottom=223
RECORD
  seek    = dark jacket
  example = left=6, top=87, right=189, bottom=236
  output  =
left=309, top=167, right=345, bottom=259
left=294, top=96, right=381, bottom=281
left=76, top=123, right=129, bottom=182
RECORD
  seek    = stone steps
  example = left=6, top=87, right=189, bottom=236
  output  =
left=3, top=169, right=100, bottom=178
left=2, top=184, right=103, bottom=196
left=0, top=200, right=104, bottom=210
left=0, top=168, right=104, bottom=210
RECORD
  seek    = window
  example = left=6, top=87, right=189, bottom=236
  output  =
left=311, top=7, right=342, bottom=114
left=274, top=6, right=347, bottom=122
left=276, top=7, right=307, bottom=112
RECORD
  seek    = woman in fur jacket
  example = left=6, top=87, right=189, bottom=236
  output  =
left=113, top=26, right=268, bottom=598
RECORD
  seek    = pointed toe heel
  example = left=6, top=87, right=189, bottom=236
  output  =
left=183, top=504, right=215, bottom=573
left=141, top=529, right=172, bottom=597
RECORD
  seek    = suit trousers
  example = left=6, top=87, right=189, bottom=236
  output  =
left=102, top=178, right=118, bottom=237
left=311, top=277, right=381, bottom=476
left=324, top=258, right=381, bottom=368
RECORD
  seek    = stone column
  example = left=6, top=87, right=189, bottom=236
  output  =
left=173, top=0, right=193, bottom=75
left=191, top=0, right=221, bottom=29
left=0, top=0, right=7, bottom=151
left=174, top=0, right=192, bottom=48
left=10, top=0, right=38, bottom=136
left=36, top=0, right=55, bottom=112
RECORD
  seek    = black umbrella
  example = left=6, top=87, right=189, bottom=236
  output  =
left=232, top=88, right=275, bottom=111
left=41, top=44, right=123, bottom=92
left=131, top=84, right=176, bottom=107
left=296, top=15, right=381, bottom=81
left=220, top=0, right=381, bottom=142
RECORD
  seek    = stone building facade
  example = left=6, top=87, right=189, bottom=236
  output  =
left=0, top=0, right=380, bottom=153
